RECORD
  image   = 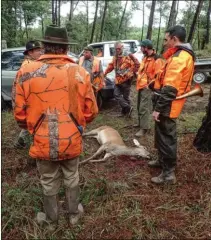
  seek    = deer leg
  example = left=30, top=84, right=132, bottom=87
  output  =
left=79, top=145, right=106, bottom=165
left=90, top=153, right=113, bottom=163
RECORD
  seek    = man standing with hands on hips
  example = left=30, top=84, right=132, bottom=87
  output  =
left=150, top=25, right=195, bottom=184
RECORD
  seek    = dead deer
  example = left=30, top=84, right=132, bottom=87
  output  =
left=80, top=126, right=150, bottom=164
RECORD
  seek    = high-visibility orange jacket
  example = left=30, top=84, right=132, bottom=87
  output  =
left=104, top=54, right=140, bottom=85
left=79, top=56, right=104, bottom=92
left=154, top=44, right=195, bottom=118
left=136, top=52, right=164, bottom=90
left=12, top=54, right=98, bottom=161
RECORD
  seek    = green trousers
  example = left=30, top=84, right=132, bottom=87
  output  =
left=137, top=88, right=152, bottom=129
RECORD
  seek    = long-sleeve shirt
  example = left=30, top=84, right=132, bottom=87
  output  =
left=105, top=54, right=140, bottom=85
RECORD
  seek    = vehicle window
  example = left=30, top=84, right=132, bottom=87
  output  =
left=1, top=54, right=24, bottom=71
left=108, top=43, right=115, bottom=56
left=90, top=45, right=104, bottom=57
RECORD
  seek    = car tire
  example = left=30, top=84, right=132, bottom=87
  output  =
left=193, top=72, right=207, bottom=84
left=97, top=93, right=103, bottom=110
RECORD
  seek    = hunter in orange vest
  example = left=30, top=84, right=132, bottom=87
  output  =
left=149, top=25, right=195, bottom=185
left=104, top=41, right=140, bottom=117
left=79, top=46, right=104, bottom=92
left=135, top=39, right=164, bottom=137
left=14, top=40, right=43, bottom=150
left=12, top=25, right=98, bottom=228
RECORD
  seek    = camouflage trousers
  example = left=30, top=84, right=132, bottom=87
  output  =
left=36, top=158, right=79, bottom=196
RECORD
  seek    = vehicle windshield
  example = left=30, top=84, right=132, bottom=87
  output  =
left=1, top=51, right=24, bottom=71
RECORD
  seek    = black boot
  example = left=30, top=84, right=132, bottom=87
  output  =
left=151, top=168, right=176, bottom=184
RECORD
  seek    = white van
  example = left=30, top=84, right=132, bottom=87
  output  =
left=80, top=40, right=143, bottom=67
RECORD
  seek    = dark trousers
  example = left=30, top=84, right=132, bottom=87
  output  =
left=154, top=115, right=177, bottom=170
left=114, top=80, right=132, bottom=113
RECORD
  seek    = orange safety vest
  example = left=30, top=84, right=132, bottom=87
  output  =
left=136, top=53, right=164, bottom=90
left=158, top=47, right=195, bottom=118
left=13, top=54, right=98, bottom=161
left=79, top=56, right=104, bottom=92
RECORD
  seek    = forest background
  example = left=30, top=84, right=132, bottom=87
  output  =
left=1, top=0, right=211, bottom=55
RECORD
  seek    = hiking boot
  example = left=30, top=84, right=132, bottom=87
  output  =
left=135, top=129, right=148, bottom=137
left=151, top=170, right=177, bottom=184
left=148, top=160, right=162, bottom=168
left=127, top=106, right=133, bottom=118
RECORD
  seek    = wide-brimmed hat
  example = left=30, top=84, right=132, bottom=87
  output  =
left=83, top=46, right=94, bottom=52
left=24, top=41, right=42, bottom=55
left=140, top=39, right=153, bottom=49
left=39, top=24, right=71, bottom=45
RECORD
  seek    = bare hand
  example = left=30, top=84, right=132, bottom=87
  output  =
left=152, top=111, right=160, bottom=122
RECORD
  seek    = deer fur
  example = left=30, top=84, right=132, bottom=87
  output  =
left=80, top=126, right=150, bottom=164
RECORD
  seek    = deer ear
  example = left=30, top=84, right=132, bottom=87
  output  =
left=133, top=139, right=141, bottom=147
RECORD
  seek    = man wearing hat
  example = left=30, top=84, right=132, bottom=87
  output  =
left=12, top=25, right=98, bottom=229
left=14, top=40, right=43, bottom=150
left=22, top=40, right=43, bottom=66
left=79, top=46, right=104, bottom=95
left=135, top=39, right=164, bottom=137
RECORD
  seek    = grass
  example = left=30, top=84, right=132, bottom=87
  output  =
left=2, top=84, right=211, bottom=239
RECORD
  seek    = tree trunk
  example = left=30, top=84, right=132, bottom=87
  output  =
left=52, top=0, right=55, bottom=24
left=86, top=0, right=89, bottom=45
left=156, top=4, right=162, bottom=52
left=187, top=0, right=204, bottom=43
left=116, top=0, right=128, bottom=39
left=193, top=85, right=211, bottom=153
left=99, top=0, right=108, bottom=42
left=186, top=0, right=192, bottom=36
left=55, top=0, right=58, bottom=25
left=90, top=0, right=99, bottom=43
left=41, top=16, right=44, bottom=37
left=69, top=0, right=74, bottom=21
left=146, top=0, right=156, bottom=40
left=141, top=0, right=145, bottom=41
left=167, top=0, right=177, bottom=29
left=24, top=12, right=29, bottom=39
left=202, top=0, right=211, bottom=49
left=197, top=18, right=200, bottom=50
left=58, top=0, right=61, bottom=26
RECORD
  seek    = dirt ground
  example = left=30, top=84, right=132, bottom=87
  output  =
left=1, top=82, right=211, bottom=239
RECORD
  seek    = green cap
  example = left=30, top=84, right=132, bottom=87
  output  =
left=140, top=39, right=153, bottom=49
left=84, top=46, right=94, bottom=52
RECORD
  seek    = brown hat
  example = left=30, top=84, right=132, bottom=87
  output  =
left=39, top=24, right=71, bottom=45
left=24, top=41, right=41, bottom=55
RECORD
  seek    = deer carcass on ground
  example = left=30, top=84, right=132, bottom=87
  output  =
left=80, top=126, right=150, bottom=164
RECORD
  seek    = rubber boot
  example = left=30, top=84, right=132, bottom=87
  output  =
left=135, top=129, right=148, bottom=137
left=65, top=186, right=84, bottom=225
left=151, top=168, right=177, bottom=184
left=148, top=160, right=162, bottom=168
left=37, top=195, right=58, bottom=232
